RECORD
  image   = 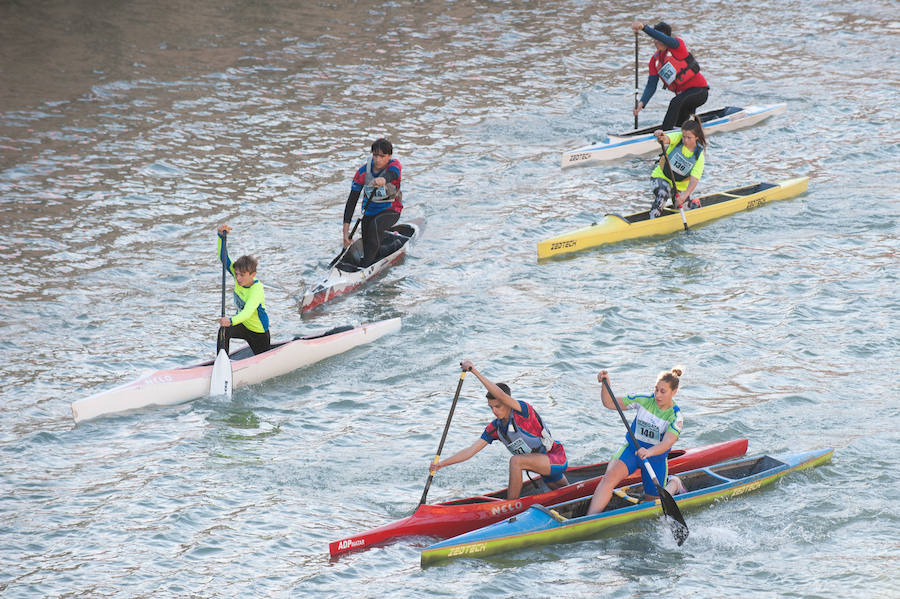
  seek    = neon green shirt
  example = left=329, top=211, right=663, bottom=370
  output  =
left=651, top=131, right=705, bottom=192
left=217, top=235, right=268, bottom=333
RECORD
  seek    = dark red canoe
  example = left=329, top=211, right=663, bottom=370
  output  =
left=329, top=438, right=748, bottom=557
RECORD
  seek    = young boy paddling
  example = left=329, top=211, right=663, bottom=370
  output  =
left=216, top=224, right=270, bottom=356
left=428, top=360, right=569, bottom=500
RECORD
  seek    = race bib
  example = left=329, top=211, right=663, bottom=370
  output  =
left=506, top=437, right=530, bottom=455
left=658, top=61, right=677, bottom=85
left=635, top=418, right=662, bottom=444
left=669, top=151, right=694, bottom=176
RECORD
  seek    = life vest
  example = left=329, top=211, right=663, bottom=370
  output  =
left=659, top=139, right=703, bottom=182
left=364, top=158, right=399, bottom=204
left=653, top=45, right=701, bottom=91
left=497, top=409, right=555, bottom=456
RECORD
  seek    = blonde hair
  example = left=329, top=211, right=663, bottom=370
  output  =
left=657, top=365, right=684, bottom=390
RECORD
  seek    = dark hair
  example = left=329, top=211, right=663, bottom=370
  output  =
left=681, top=118, right=707, bottom=149
left=371, top=138, right=393, bottom=156
left=485, top=383, right=511, bottom=400
left=653, top=21, right=672, bottom=37
left=657, top=366, right=684, bottom=391
left=233, top=255, right=258, bottom=274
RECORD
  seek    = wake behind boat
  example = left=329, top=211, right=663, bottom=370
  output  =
left=71, top=318, right=401, bottom=422
left=537, top=176, right=809, bottom=260
left=301, top=220, right=422, bottom=312
left=421, top=448, right=833, bottom=567
left=329, top=439, right=747, bottom=557
left=561, top=104, right=786, bottom=168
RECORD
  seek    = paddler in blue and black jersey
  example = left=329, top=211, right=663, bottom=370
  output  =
left=342, top=137, right=403, bottom=268
left=216, top=224, right=270, bottom=356
left=428, top=360, right=569, bottom=500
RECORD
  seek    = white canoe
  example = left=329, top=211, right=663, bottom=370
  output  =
left=71, top=318, right=402, bottom=422
left=561, top=103, right=786, bottom=168
left=301, top=220, right=422, bottom=312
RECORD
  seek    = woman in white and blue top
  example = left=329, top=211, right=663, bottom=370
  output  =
left=587, top=367, right=686, bottom=515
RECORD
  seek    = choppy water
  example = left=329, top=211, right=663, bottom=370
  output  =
left=1, top=1, right=898, bottom=597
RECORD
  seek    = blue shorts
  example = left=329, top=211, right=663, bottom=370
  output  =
left=613, top=442, right=669, bottom=497
left=542, top=442, right=568, bottom=484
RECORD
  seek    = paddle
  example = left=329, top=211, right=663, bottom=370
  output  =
left=601, top=377, right=688, bottom=545
left=210, top=230, right=233, bottom=398
left=419, top=370, right=467, bottom=505
left=658, top=137, right=689, bottom=232
left=328, top=187, right=375, bottom=269
left=633, top=31, right=639, bottom=129
left=329, top=218, right=360, bottom=269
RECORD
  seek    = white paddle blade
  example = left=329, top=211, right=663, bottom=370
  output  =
left=210, top=349, right=233, bottom=398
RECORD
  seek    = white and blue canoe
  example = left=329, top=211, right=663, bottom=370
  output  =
left=71, top=318, right=401, bottom=422
left=561, top=103, right=786, bottom=168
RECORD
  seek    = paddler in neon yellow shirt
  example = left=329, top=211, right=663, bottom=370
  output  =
left=649, top=118, right=707, bottom=218
left=216, top=224, right=270, bottom=356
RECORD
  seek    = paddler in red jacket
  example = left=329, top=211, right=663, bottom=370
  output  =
left=632, top=20, right=709, bottom=130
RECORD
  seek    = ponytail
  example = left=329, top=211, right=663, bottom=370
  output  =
left=684, top=116, right=707, bottom=149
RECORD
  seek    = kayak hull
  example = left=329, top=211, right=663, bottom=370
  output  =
left=328, top=438, right=748, bottom=557
left=71, top=318, right=402, bottom=422
left=421, top=448, right=834, bottom=567
left=301, top=220, right=422, bottom=312
left=561, top=104, right=786, bottom=168
left=537, top=176, right=809, bottom=260
left=421, top=448, right=833, bottom=567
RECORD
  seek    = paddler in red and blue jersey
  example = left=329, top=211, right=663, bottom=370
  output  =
left=587, top=368, right=686, bottom=516
left=342, top=137, right=403, bottom=268
left=428, top=360, right=569, bottom=500
left=632, top=20, right=709, bottom=130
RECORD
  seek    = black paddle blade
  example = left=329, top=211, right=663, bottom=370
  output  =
left=656, top=485, right=689, bottom=545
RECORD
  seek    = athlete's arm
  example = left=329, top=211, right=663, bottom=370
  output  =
left=641, top=25, right=678, bottom=49
left=637, top=430, right=679, bottom=459
left=430, top=439, right=488, bottom=473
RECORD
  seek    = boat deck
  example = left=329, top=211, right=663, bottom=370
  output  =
left=549, top=455, right=789, bottom=520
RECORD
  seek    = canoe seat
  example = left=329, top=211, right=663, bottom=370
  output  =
left=375, top=231, right=406, bottom=260
left=532, top=504, right=568, bottom=522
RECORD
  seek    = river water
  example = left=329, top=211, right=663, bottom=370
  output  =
left=1, top=0, right=898, bottom=597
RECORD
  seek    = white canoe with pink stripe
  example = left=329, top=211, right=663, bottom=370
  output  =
left=71, top=318, right=401, bottom=423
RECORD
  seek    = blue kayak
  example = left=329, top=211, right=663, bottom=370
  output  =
left=421, top=448, right=833, bottom=567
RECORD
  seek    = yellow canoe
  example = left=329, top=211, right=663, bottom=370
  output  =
left=537, top=176, right=809, bottom=260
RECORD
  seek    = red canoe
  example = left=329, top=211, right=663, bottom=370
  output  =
left=329, top=438, right=748, bottom=557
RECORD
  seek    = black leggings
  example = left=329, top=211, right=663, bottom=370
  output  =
left=662, top=86, right=709, bottom=130
left=217, top=323, right=271, bottom=356
left=361, top=210, right=400, bottom=267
